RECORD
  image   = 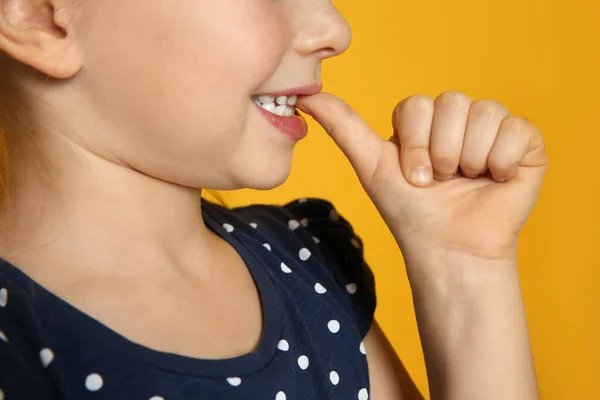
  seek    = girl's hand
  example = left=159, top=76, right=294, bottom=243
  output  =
left=296, top=92, right=548, bottom=263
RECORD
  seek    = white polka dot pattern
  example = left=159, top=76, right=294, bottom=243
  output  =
left=85, top=373, right=103, bottom=391
left=0, top=288, right=7, bottom=307
left=40, top=348, right=54, bottom=367
left=227, top=377, right=242, bottom=387
left=360, top=341, right=366, bottom=355
left=0, top=388, right=4, bottom=400
left=329, top=371, right=340, bottom=385
left=298, top=248, right=311, bottom=261
left=297, top=355, right=309, bottom=370
left=351, top=238, right=360, bottom=248
left=223, top=223, right=234, bottom=233
left=327, top=320, right=341, bottom=333
left=314, top=283, right=327, bottom=294
left=313, top=236, right=320, bottom=244
left=300, top=218, right=308, bottom=227
left=288, top=220, right=300, bottom=230
left=277, top=339, right=289, bottom=351
left=263, top=243, right=271, bottom=251
left=358, top=388, right=369, bottom=399
left=346, top=283, right=358, bottom=294
left=0, top=331, right=6, bottom=342
left=280, top=262, right=292, bottom=273
left=275, top=391, right=287, bottom=400
left=149, top=396, right=165, bottom=400
left=250, top=222, right=258, bottom=229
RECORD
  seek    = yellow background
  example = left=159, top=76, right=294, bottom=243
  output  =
left=212, top=0, right=600, bottom=398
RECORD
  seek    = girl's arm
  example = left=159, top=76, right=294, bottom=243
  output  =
left=366, top=256, right=539, bottom=400
left=364, top=320, right=425, bottom=400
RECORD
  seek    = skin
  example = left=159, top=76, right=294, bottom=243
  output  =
left=0, top=0, right=547, bottom=398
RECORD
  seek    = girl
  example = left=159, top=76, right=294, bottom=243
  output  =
left=0, top=0, right=547, bottom=399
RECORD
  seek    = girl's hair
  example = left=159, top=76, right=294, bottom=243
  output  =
left=0, top=53, right=227, bottom=209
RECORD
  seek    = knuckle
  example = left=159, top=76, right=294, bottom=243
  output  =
left=501, top=115, right=529, bottom=135
left=435, top=91, right=472, bottom=109
left=403, top=142, right=429, bottom=151
left=399, top=94, right=435, bottom=114
left=470, top=99, right=510, bottom=121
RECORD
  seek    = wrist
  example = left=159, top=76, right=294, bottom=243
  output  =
left=393, top=230, right=519, bottom=268
left=402, top=247, right=519, bottom=296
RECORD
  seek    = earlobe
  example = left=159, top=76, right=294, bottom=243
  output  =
left=0, top=0, right=83, bottom=79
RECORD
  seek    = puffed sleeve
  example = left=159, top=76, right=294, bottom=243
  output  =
left=283, top=198, right=377, bottom=338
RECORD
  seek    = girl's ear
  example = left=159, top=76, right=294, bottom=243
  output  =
left=0, top=0, right=84, bottom=78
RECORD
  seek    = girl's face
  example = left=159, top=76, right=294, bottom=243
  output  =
left=52, top=0, right=352, bottom=190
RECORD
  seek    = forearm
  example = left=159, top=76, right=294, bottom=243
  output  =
left=405, top=252, right=539, bottom=400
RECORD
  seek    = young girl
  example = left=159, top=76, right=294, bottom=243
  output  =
left=0, top=0, right=547, bottom=399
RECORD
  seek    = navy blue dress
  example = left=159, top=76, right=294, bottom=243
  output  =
left=0, top=198, right=377, bottom=399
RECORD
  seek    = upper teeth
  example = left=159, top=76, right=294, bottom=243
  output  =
left=253, top=94, right=298, bottom=117
left=256, top=95, right=298, bottom=106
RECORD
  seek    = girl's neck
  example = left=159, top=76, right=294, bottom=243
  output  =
left=0, top=135, right=220, bottom=278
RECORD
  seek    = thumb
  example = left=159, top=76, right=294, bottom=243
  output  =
left=296, top=92, right=386, bottom=185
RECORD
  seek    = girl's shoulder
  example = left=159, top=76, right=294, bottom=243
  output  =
left=205, top=197, right=377, bottom=338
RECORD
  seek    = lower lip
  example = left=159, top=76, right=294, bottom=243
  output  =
left=254, top=103, right=308, bottom=141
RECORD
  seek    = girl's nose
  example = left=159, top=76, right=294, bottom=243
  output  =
left=294, top=2, right=352, bottom=61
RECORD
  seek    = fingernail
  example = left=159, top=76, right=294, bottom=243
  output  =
left=494, top=175, right=507, bottom=183
left=411, top=167, right=430, bottom=186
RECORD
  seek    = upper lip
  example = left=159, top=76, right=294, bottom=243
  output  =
left=255, top=83, right=322, bottom=98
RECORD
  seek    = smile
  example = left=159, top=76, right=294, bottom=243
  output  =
left=251, top=95, right=298, bottom=118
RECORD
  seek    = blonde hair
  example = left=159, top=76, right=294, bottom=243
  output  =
left=0, top=52, right=228, bottom=208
